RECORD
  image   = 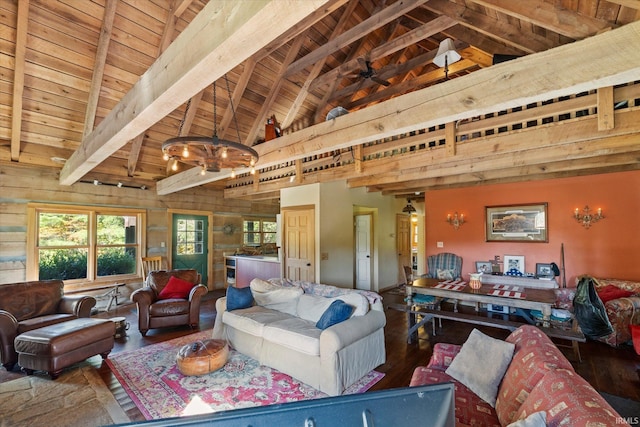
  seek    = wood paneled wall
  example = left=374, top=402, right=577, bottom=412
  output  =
left=0, top=162, right=279, bottom=288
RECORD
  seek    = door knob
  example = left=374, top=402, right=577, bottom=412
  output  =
left=366, top=255, right=370, bottom=258
left=306, top=263, right=311, bottom=266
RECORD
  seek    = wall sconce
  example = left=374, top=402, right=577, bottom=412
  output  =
left=574, top=205, right=604, bottom=229
left=446, top=212, right=464, bottom=229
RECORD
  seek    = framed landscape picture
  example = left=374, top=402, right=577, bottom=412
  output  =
left=485, top=203, right=548, bottom=242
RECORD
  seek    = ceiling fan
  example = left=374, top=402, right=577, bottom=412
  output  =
left=352, top=57, right=391, bottom=87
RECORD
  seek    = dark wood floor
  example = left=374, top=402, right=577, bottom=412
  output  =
left=2, top=288, right=639, bottom=422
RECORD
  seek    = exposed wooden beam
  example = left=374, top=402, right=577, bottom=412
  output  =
left=281, top=0, right=360, bottom=130
left=285, top=0, right=430, bottom=77
left=156, top=20, right=640, bottom=195
left=59, top=0, right=334, bottom=186
left=10, top=0, right=29, bottom=162
left=83, top=0, right=117, bottom=139
left=422, top=0, right=557, bottom=53
left=469, top=0, right=614, bottom=39
left=310, top=14, right=457, bottom=91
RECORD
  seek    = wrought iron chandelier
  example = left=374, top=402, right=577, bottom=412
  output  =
left=162, top=75, right=258, bottom=177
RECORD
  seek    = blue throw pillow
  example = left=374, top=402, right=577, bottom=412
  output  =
left=316, top=300, right=354, bottom=330
left=226, top=286, right=253, bottom=311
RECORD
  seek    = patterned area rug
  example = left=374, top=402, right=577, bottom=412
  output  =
left=107, top=330, right=384, bottom=420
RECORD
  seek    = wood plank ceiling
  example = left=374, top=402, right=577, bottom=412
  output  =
left=1, top=0, right=639, bottom=200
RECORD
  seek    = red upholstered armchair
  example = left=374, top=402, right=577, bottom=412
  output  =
left=131, top=269, right=208, bottom=336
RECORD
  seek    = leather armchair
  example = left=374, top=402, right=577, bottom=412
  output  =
left=131, top=269, right=208, bottom=336
left=0, top=280, right=96, bottom=371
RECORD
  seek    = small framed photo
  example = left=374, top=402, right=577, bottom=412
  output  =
left=475, top=261, right=492, bottom=274
left=536, top=263, right=554, bottom=278
left=504, top=255, right=525, bottom=274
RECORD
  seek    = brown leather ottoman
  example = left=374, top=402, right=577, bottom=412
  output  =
left=14, top=318, right=115, bottom=379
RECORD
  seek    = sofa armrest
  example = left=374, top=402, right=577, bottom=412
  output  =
left=59, top=295, right=96, bottom=317
left=320, top=309, right=386, bottom=354
left=427, top=343, right=462, bottom=370
left=0, top=310, right=19, bottom=368
left=212, top=296, right=227, bottom=339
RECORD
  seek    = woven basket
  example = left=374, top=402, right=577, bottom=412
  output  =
left=176, top=339, right=229, bottom=376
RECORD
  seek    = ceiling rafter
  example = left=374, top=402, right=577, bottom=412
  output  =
left=157, top=20, right=640, bottom=195
left=59, top=0, right=336, bottom=186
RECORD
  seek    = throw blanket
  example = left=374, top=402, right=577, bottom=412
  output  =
left=269, top=278, right=382, bottom=305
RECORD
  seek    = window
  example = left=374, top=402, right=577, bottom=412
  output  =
left=28, top=204, right=144, bottom=286
left=243, top=218, right=277, bottom=247
left=176, top=218, right=204, bottom=255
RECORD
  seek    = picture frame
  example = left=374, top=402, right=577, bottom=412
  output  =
left=475, top=261, right=492, bottom=274
left=485, top=203, right=548, bottom=242
left=536, top=262, right=554, bottom=278
left=504, top=255, right=525, bottom=274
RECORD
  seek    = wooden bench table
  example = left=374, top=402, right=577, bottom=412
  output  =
left=388, top=302, right=585, bottom=362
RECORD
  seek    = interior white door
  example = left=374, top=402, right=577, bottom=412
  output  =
left=355, top=214, right=372, bottom=290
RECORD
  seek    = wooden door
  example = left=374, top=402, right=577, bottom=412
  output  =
left=396, top=214, right=411, bottom=284
left=283, top=207, right=315, bottom=282
left=172, top=214, right=208, bottom=284
left=355, top=214, right=372, bottom=290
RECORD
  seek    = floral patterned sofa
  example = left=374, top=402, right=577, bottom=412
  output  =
left=410, top=325, right=626, bottom=426
left=589, top=277, right=640, bottom=347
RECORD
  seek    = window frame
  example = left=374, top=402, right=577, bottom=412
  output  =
left=27, top=203, right=146, bottom=290
left=242, top=217, right=277, bottom=247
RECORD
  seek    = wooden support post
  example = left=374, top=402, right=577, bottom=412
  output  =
left=354, top=145, right=363, bottom=173
left=295, top=160, right=303, bottom=184
left=597, top=86, right=614, bottom=131
left=445, top=122, right=456, bottom=156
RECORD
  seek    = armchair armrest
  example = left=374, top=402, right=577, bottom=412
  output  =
left=188, top=284, right=208, bottom=301
left=426, top=343, right=462, bottom=370
left=131, top=287, right=155, bottom=305
left=58, top=295, right=96, bottom=317
left=320, top=310, right=386, bottom=354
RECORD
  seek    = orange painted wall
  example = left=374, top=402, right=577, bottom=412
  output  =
left=424, top=170, right=640, bottom=287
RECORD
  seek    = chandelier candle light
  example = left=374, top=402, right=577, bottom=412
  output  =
left=162, top=76, right=258, bottom=177
left=446, top=212, right=464, bottom=229
left=574, top=205, right=604, bottom=229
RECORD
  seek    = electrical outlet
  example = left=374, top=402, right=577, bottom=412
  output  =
left=321, top=252, right=329, bottom=260
left=437, top=241, right=444, bottom=248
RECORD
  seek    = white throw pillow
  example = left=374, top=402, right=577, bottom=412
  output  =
left=507, top=411, right=546, bottom=427
left=437, top=268, right=455, bottom=280
left=250, top=278, right=303, bottom=315
left=445, top=328, right=515, bottom=408
left=296, top=293, right=369, bottom=323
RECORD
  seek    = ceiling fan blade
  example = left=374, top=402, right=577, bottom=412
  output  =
left=357, top=57, right=368, bottom=71
left=371, top=76, right=391, bottom=86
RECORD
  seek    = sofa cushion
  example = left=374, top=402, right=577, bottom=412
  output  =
left=410, top=366, right=501, bottom=427
left=158, top=276, right=194, bottom=300
left=437, top=268, right=455, bottom=280
left=296, top=293, right=368, bottom=323
left=250, top=278, right=303, bottom=315
left=263, top=317, right=322, bottom=356
left=316, top=300, right=354, bottom=330
left=222, top=306, right=292, bottom=337
left=226, top=286, right=254, bottom=311
left=496, top=325, right=574, bottom=425
left=445, top=329, right=515, bottom=408
left=17, top=314, right=76, bottom=334
left=515, top=369, right=621, bottom=427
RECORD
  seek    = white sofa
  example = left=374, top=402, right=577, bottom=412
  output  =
left=212, top=278, right=386, bottom=396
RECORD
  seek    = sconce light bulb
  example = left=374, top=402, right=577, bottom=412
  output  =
left=230, top=169, right=236, bottom=178
left=162, top=152, right=169, bottom=161
left=250, top=157, right=256, bottom=167
left=93, top=180, right=99, bottom=186
left=200, top=165, right=206, bottom=176
left=221, top=147, right=228, bottom=159
left=250, top=166, right=256, bottom=175
left=182, top=146, right=189, bottom=158
left=171, top=158, right=178, bottom=171
left=117, top=182, right=123, bottom=188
